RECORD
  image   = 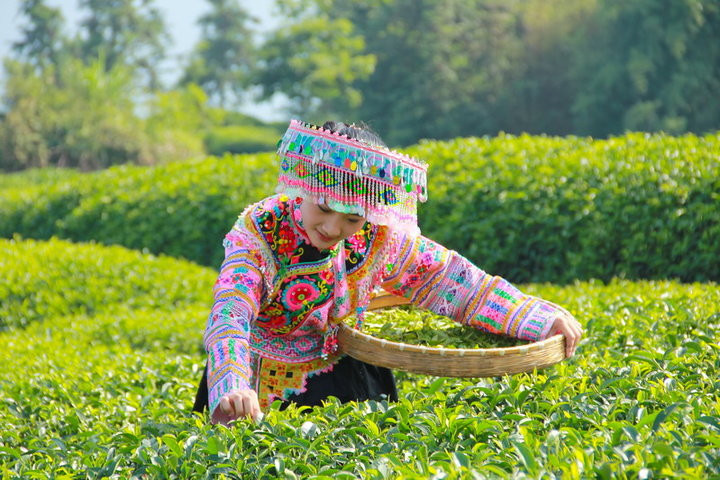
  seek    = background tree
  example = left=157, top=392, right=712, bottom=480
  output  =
left=12, top=0, right=67, bottom=73
left=493, top=0, right=597, bottom=135
left=297, top=0, right=527, bottom=145
left=254, top=0, right=375, bottom=120
left=3, top=0, right=719, bottom=173
left=570, top=0, right=720, bottom=136
left=179, top=0, right=257, bottom=107
left=257, top=0, right=719, bottom=144
left=75, top=0, right=169, bottom=90
left=367, top=0, right=524, bottom=144
left=1, top=57, right=148, bottom=171
left=260, top=0, right=577, bottom=145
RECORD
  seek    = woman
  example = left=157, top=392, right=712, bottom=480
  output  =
left=193, top=119, right=583, bottom=425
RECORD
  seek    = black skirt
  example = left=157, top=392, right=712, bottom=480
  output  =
left=192, top=355, right=398, bottom=413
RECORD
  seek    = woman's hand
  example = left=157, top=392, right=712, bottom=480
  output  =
left=550, top=311, right=583, bottom=358
left=211, top=389, right=262, bottom=425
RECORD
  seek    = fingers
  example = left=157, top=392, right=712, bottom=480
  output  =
left=212, top=397, right=235, bottom=426
left=565, top=316, right=583, bottom=357
left=241, top=395, right=254, bottom=419
left=213, top=389, right=262, bottom=425
left=553, top=312, right=583, bottom=358
left=244, top=395, right=262, bottom=422
left=219, top=395, right=234, bottom=416
left=230, top=394, right=245, bottom=418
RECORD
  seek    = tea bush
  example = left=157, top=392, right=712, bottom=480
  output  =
left=2, top=132, right=719, bottom=282
left=1, top=238, right=719, bottom=478
left=0, top=237, right=215, bottom=330
left=0, top=153, right=278, bottom=267
left=204, top=125, right=283, bottom=155
left=0, top=167, right=84, bottom=190
left=0, top=175, right=97, bottom=240
left=410, top=131, right=720, bottom=283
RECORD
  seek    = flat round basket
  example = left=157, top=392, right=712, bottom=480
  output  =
left=337, top=291, right=567, bottom=377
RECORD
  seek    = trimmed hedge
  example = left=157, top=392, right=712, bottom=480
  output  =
left=0, top=153, right=278, bottom=268
left=2, top=237, right=719, bottom=478
left=0, top=179, right=95, bottom=240
left=1, top=132, right=718, bottom=282
left=204, top=125, right=283, bottom=155
left=410, top=132, right=720, bottom=283
left=0, top=237, right=215, bottom=331
left=0, top=167, right=84, bottom=189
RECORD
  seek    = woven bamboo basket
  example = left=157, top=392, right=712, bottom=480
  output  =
left=337, top=291, right=567, bottom=377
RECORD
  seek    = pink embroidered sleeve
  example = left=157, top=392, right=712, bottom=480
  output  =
left=204, top=221, right=267, bottom=417
left=381, top=231, right=557, bottom=341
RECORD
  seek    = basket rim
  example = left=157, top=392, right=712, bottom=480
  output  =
left=337, top=291, right=568, bottom=376
left=337, top=322, right=565, bottom=358
left=337, top=289, right=568, bottom=361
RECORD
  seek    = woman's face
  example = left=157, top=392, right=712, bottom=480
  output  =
left=299, top=199, right=366, bottom=249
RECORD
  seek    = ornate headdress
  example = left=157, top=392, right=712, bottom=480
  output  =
left=276, top=119, right=428, bottom=235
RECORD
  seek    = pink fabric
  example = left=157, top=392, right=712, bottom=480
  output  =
left=203, top=194, right=561, bottom=415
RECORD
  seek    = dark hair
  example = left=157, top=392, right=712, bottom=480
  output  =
left=322, top=121, right=387, bottom=148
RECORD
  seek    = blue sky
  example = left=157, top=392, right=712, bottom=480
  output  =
left=0, top=0, right=285, bottom=120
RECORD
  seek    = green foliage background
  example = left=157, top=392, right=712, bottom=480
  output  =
left=204, top=125, right=282, bottom=156
left=0, top=152, right=276, bottom=267
left=411, top=132, right=720, bottom=283
left=1, top=237, right=718, bottom=478
left=2, top=133, right=717, bottom=283
left=274, top=0, right=720, bottom=145
left=3, top=0, right=719, bottom=170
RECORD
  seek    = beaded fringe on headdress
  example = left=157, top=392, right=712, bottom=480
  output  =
left=276, top=119, right=428, bottom=236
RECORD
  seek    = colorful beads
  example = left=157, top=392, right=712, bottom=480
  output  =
left=277, top=119, right=428, bottom=235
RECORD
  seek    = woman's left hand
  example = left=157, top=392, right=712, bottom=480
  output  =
left=550, top=311, right=583, bottom=357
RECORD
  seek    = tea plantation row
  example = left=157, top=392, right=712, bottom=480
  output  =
left=1, top=132, right=718, bottom=283
left=1, top=237, right=719, bottom=479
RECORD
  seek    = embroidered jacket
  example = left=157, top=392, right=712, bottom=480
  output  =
left=203, top=194, right=559, bottom=415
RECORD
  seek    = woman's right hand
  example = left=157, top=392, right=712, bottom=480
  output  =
left=211, top=389, right=262, bottom=425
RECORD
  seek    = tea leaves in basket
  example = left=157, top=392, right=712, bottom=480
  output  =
left=360, top=306, right=530, bottom=349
